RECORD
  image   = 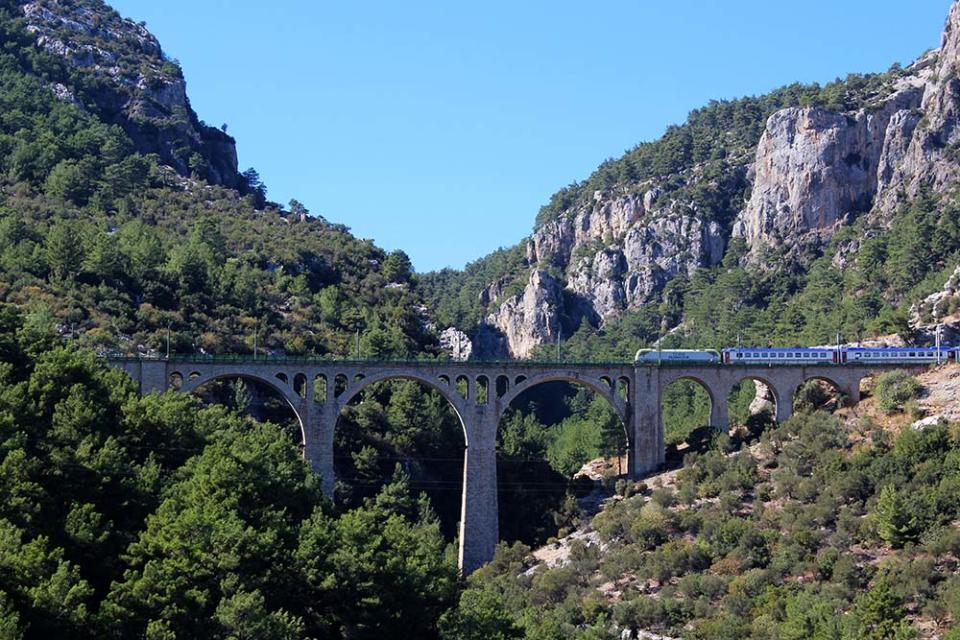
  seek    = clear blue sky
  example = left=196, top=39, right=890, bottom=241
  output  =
left=110, top=0, right=951, bottom=272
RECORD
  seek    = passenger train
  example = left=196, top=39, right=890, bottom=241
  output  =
left=635, top=346, right=959, bottom=365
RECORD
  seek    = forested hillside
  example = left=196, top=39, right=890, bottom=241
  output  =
left=444, top=381, right=960, bottom=639
left=0, top=306, right=458, bottom=638
left=4, top=0, right=960, bottom=637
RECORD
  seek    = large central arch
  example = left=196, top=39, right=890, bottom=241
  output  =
left=330, top=369, right=475, bottom=561
left=336, top=371, right=471, bottom=445
left=498, top=372, right=631, bottom=430
left=493, top=371, right=632, bottom=545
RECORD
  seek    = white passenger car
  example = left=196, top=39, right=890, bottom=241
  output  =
left=722, top=348, right=838, bottom=365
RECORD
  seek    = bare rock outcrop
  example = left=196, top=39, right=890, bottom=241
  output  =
left=880, top=1, right=960, bottom=207
left=733, top=85, right=924, bottom=255
left=439, top=327, right=473, bottom=361
left=485, top=186, right=726, bottom=355
left=486, top=270, right=562, bottom=358
left=748, top=380, right=776, bottom=416
left=735, top=1, right=960, bottom=256
left=476, top=0, right=960, bottom=357
left=21, top=0, right=240, bottom=187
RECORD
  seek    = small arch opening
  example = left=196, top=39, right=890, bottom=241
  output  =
left=496, top=375, right=510, bottom=398
left=599, top=376, right=613, bottom=390
left=169, top=372, right=183, bottom=390
left=475, top=375, right=489, bottom=405
left=661, top=377, right=713, bottom=452
left=616, top=377, right=630, bottom=401
left=438, top=374, right=450, bottom=386
left=794, top=377, right=844, bottom=414
left=293, top=373, right=308, bottom=399
left=188, top=371, right=201, bottom=381
left=276, top=372, right=289, bottom=385
left=515, top=375, right=527, bottom=386
left=455, top=375, right=469, bottom=400
left=354, top=374, right=365, bottom=382
left=334, top=374, right=348, bottom=398
left=314, top=375, right=327, bottom=404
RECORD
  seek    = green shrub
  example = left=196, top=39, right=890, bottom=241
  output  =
left=873, top=371, right=923, bottom=415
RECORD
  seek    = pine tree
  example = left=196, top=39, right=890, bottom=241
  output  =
left=45, top=223, right=84, bottom=281
left=844, top=575, right=915, bottom=640
left=874, top=484, right=918, bottom=548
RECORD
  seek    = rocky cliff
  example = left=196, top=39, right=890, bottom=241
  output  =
left=732, top=79, right=925, bottom=255
left=466, top=1, right=960, bottom=357
left=19, top=0, right=241, bottom=187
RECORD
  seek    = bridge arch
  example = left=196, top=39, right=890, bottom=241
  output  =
left=337, top=370, right=471, bottom=444
left=659, top=374, right=716, bottom=443
left=494, top=371, right=631, bottom=545
left=794, top=374, right=846, bottom=414
left=179, top=371, right=307, bottom=444
left=726, top=375, right=780, bottom=431
left=330, top=369, right=473, bottom=556
left=498, top=372, right=629, bottom=429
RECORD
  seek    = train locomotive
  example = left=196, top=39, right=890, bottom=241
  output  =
left=635, top=346, right=958, bottom=365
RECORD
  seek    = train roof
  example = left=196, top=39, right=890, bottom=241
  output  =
left=723, top=346, right=956, bottom=352
left=844, top=346, right=956, bottom=351
left=721, top=347, right=836, bottom=352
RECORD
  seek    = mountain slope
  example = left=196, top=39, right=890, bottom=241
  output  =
left=13, top=0, right=241, bottom=187
left=424, top=3, right=960, bottom=359
left=0, top=0, right=441, bottom=360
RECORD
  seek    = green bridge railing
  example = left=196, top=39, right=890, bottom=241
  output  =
left=101, top=353, right=900, bottom=368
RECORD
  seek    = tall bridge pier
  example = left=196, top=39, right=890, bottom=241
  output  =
left=109, top=357, right=885, bottom=573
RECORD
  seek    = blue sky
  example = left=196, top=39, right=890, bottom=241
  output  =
left=110, top=0, right=951, bottom=272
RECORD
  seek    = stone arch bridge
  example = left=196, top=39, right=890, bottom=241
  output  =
left=108, top=356, right=894, bottom=573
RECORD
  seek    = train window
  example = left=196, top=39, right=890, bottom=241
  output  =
left=909, top=352, right=916, bottom=357
left=787, top=353, right=794, bottom=358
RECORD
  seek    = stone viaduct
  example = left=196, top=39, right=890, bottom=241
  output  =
left=108, top=356, right=893, bottom=573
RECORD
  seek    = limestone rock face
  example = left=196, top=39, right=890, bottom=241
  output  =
left=910, top=264, right=960, bottom=327
left=21, top=0, right=240, bottom=187
left=484, top=181, right=727, bottom=355
left=733, top=86, right=924, bottom=254
left=486, top=270, right=562, bottom=358
left=476, top=0, right=960, bottom=357
left=735, top=1, right=960, bottom=255
left=748, top=380, right=776, bottom=416
left=439, top=327, right=473, bottom=361
left=877, top=3, right=960, bottom=210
